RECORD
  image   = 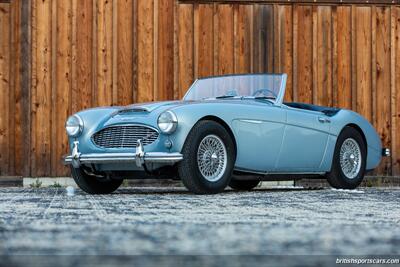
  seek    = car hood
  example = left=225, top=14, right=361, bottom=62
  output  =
left=76, top=99, right=273, bottom=133
left=122, top=100, right=186, bottom=113
left=123, top=98, right=273, bottom=112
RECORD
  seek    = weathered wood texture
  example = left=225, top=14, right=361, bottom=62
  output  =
left=1, top=0, right=400, bottom=177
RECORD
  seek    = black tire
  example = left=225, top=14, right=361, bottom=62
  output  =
left=326, top=126, right=367, bottom=189
left=178, top=120, right=236, bottom=194
left=70, top=166, right=123, bottom=194
left=229, top=179, right=260, bottom=191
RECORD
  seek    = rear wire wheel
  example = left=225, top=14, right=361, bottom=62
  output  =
left=326, top=126, right=367, bottom=189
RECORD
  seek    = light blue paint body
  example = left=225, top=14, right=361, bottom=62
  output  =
left=67, top=74, right=382, bottom=174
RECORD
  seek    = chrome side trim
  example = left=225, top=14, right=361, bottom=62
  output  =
left=238, top=119, right=263, bottom=124
left=234, top=167, right=325, bottom=176
left=64, top=140, right=183, bottom=167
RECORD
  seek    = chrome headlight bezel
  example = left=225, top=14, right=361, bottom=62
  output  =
left=65, top=115, right=84, bottom=137
left=157, top=111, right=178, bottom=134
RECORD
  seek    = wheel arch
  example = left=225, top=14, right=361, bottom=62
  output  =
left=198, top=115, right=238, bottom=156
left=343, top=123, right=368, bottom=150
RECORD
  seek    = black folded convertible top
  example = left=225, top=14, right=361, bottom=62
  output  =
left=284, top=102, right=341, bottom=117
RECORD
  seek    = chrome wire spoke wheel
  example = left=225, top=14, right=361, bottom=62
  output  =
left=197, top=134, right=227, bottom=182
left=339, top=138, right=362, bottom=179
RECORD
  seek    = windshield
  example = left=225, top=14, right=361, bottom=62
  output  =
left=183, top=74, right=287, bottom=104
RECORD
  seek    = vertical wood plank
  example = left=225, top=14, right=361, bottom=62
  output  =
left=137, top=0, right=154, bottom=102
left=292, top=5, right=298, bottom=101
left=265, top=5, right=274, bottom=73
left=157, top=0, right=174, bottom=100
left=312, top=6, right=317, bottom=105
left=392, top=7, right=400, bottom=175
left=173, top=0, right=179, bottom=99
left=30, top=0, right=37, bottom=177
left=9, top=0, right=17, bottom=175
left=31, top=0, right=52, bottom=176
left=252, top=5, right=273, bottom=73
left=153, top=0, right=158, bottom=101
left=112, top=0, right=118, bottom=105
left=195, top=4, right=214, bottom=77
left=315, top=6, right=333, bottom=107
left=177, top=4, right=194, bottom=98
left=371, top=7, right=377, bottom=127
left=96, top=0, right=113, bottom=106
left=132, top=0, right=138, bottom=102
left=296, top=5, right=313, bottom=103
left=53, top=0, right=72, bottom=176
left=74, top=0, right=93, bottom=112
left=50, top=0, right=56, bottom=176
left=351, top=5, right=357, bottom=110
left=375, top=7, right=392, bottom=175
left=336, top=6, right=352, bottom=109
left=11, top=0, right=24, bottom=176
left=332, top=6, right=338, bottom=107
left=0, top=3, right=10, bottom=175
left=117, top=0, right=133, bottom=105
left=234, top=5, right=252, bottom=73
left=355, top=6, right=372, bottom=121
left=213, top=4, right=219, bottom=75
left=274, top=5, right=293, bottom=102
left=217, top=4, right=234, bottom=75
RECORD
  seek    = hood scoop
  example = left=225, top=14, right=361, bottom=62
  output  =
left=117, top=106, right=150, bottom=114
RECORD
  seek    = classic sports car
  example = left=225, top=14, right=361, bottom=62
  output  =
left=64, top=74, right=389, bottom=194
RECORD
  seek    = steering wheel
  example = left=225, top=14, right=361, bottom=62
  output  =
left=252, top=88, right=276, bottom=98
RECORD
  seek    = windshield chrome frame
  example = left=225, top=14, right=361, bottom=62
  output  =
left=182, top=73, right=287, bottom=106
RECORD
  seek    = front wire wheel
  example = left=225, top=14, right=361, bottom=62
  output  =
left=178, top=120, right=235, bottom=194
left=197, top=134, right=228, bottom=182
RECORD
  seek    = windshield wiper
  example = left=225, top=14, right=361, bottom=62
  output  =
left=215, top=95, right=236, bottom=99
left=254, top=96, right=276, bottom=100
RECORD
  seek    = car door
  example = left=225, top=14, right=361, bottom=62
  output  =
left=232, top=105, right=286, bottom=172
left=274, top=106, right=330, bottom=172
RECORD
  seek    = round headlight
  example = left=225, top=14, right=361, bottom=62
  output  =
left=65, top=115, right=84, bottom=137
left=157, top=111, right=178, bottom=134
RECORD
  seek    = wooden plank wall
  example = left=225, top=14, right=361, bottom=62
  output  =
left=0, top=0, right=399, bottom=177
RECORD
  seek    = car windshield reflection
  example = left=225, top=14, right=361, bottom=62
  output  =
left=183, top=74, right=286, bottom=104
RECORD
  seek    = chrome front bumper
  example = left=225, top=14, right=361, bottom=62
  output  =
left=64, top=140, right=183, bottom=168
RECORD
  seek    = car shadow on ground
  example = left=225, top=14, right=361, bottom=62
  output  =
left=114, top=187, right=324, bottom=195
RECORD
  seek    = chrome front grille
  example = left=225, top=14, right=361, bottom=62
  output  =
left=92, top=125, right=159, bottom=148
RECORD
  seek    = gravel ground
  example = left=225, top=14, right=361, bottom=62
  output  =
left=0, top=187, right=399, bottom=266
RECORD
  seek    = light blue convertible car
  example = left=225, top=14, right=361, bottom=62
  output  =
left=64, top=74, right=389, bottom=194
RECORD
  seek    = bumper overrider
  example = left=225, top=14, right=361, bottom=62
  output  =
left=64, top=140, right=183, bottom=168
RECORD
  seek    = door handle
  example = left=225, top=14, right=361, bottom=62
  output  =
left=318, top=117, right=331, bottom=123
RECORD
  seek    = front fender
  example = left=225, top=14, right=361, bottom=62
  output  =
left=168, top=103, right=241, bottom=153
left=329, top=110, right=382, bottom=170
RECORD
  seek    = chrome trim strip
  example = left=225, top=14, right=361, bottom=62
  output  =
left=234, top=167, right=325, bottom=176
left=238, top=119, right=263, bottom=124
